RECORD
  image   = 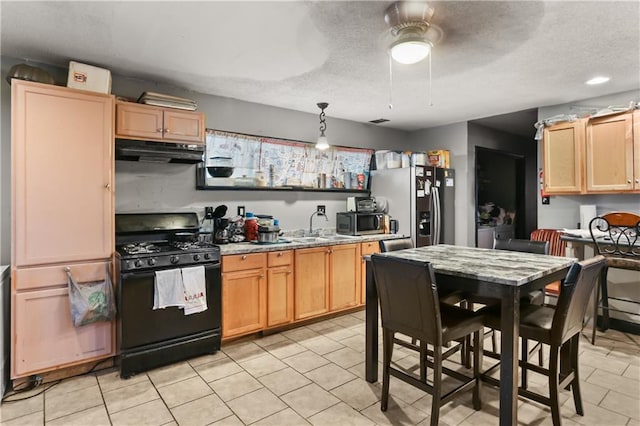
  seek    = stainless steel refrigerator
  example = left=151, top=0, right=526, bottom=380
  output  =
left=370, top=166, right=455, bottom=247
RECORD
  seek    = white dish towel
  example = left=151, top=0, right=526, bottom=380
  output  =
left=154, top=269, right=185, bottom=309
left=181, top=266, right=208, bottom=315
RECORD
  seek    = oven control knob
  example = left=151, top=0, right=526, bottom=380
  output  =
left=170, top=255, right=179, bottom=264
left=148, top=258, right=156, bottom=266
left=134, top=260, right=142, bottom=268
left=204, top=253, right=211, bottom=260
left=193, top=254, right=201, bottom=261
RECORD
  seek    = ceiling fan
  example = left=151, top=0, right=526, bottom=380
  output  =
left=383, top=1, right=443, bottom=108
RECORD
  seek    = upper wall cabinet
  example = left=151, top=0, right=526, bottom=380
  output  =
left=586, top=112, right=635, bottom=192
left=542, top=119, right=585, bottom=194
left=115, top=101, right=205, bottom=144
left=542, top=110, right=640, bottom=195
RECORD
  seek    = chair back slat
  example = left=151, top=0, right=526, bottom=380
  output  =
left=552, top=256, right=606, bottom=344
left=379, top=238, right=413, bottom=252
left=371, top=255, right=441, bottom=345
left=531, top=229, right=565, bottom=257
left=589, top=212, right=640, bottom=258
left=494, top=238, right=549, bottom=255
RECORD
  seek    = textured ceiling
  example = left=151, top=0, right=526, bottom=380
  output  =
left=1, top=1, right=639, bottom=134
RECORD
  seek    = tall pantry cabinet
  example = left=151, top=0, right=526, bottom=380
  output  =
left=11, top=80, right=115, bottom=378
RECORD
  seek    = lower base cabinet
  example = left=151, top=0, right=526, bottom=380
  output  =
left=266, top=251, right=294, bottom=327
left=222, top=241, right=378, bottom=339
left=13, top=287, right=113, bottom=377
left=359, top=241, right=380, bottom=304
left=329, top=244, right=359, bottom=311
left=12, top=260, right=114, bottom=378
left=294, top=247, right=329, bottom=320
left=222, top=253, right=267, bottom=338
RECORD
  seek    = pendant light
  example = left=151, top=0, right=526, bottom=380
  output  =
left=316, top=102, right=330, bottom=150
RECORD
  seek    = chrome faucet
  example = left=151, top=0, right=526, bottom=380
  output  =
left=309, top=210, right=328, bottom=235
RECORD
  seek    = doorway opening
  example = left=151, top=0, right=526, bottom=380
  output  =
left=475, top=147, right=526, bottom=248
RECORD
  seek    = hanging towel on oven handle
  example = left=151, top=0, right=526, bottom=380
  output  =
left=67, top=263, right=116, bottom=327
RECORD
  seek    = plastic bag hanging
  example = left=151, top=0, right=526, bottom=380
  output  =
left=67, top=264, right=116, bottom=327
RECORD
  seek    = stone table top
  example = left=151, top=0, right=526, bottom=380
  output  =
left=375, top=244, right=576, bottom=286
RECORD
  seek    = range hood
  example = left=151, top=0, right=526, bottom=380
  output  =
left=115, top=139, right=204, bottom=164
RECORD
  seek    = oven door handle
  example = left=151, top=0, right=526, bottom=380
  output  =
left=120, top=263, right=220, bottom=281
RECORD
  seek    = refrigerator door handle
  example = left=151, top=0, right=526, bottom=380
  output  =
left=433, top=187, right=441, bottom=245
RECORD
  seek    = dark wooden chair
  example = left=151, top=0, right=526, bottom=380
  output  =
left=483, top=255, right=606, bottom=426
left=379, top=237, right=413, bottom=252
left=370, top=254, right=485, bottom=426
left=588, top=212, right=640, bottom=344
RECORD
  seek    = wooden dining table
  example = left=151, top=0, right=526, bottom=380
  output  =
left=364, top=244, right=575, bottom=426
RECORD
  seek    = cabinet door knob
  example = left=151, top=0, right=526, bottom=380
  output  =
left=278, top=252, right=283, bottom=257
left=156, top=128, right=163, bottom=133
left=636, top=179, right=639, bottom=183
left=104, top=183, right=110, bottom=189
left=164, top=128, right=170, bottom=133
left=242, top=255, right=247, bottom=260
left=287, top=270, right=292, bottom=274
left=628, top=179, right=632, bottom=184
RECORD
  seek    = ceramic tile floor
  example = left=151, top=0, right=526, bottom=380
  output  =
left=1, top=310, right=639, bottom=425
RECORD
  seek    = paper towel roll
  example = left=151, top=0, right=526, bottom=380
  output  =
left=580, top=205, right=597, bottom=229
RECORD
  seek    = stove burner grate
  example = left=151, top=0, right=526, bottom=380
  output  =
left=120, top=242, right=162, bottom=255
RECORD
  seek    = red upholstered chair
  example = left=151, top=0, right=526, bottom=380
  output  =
left=531, top=229, right=566, bottom=300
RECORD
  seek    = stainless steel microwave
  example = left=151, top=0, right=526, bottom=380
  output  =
left=336, top=212, right=385, bottom=236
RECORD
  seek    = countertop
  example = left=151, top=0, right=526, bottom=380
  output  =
left=217, top=233, right=407, bottom=256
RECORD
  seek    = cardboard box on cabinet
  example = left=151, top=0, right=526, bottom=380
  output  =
left=67, top=61, right=112, bottom=94
left=427, top=150, right=450, bottom=168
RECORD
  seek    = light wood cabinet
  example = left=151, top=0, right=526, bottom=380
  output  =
left=221, top=253, right=267, bottom=338
left=266, top=251, right=294, bottom=327
left=294, top=246, right=329, bottom=320
left=359, top=241, right=380, bottom=304
left=542, top=111, right=640, bottom=195
left=586, top=112, right=635, bottom=192
left=294, top=243, right=360, bottom=320
left=115, top=101, right=205, bottom=144
left=11, top=81, right=115, bottom=378
left=330, top=244, right=359, bottom=311
left=13, top=280, right=112, bottom=377
left=542, top=119, right=585, bottom=194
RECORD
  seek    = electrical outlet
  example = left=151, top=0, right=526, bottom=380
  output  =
left=317, top=205, right=326, bottom=214
left=237, top=206, right=245, bottom=216
left=204, top=206, right=214, bottom=219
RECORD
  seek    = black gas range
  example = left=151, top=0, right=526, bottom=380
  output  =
left=115, top=212, right=221, bottom=378
left=117, top=240, right=220, bottom=272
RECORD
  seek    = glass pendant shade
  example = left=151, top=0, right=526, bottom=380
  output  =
left=316, top=132, right=329, bottom=150
left=390, top=39, right=431, bottom=64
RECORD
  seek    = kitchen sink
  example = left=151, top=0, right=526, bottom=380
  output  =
left=318, top=235, right=357, bottom=241
left=291, top=237, right=326, bottom=243
left=291, top=235, right=357, bottom=243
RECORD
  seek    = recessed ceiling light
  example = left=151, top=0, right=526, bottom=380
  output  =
left=585, top=76, right=610, bottom=85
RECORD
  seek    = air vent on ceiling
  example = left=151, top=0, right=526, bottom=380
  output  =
left=369, top=118, right=390, bottom=124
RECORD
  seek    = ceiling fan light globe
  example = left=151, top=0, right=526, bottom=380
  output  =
left=390, top=40, right=431, bottom=64
left=316, top=135, right=330, bottom=150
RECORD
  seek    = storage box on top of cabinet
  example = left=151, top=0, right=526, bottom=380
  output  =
left=66, top=61, right=112, bottom=94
